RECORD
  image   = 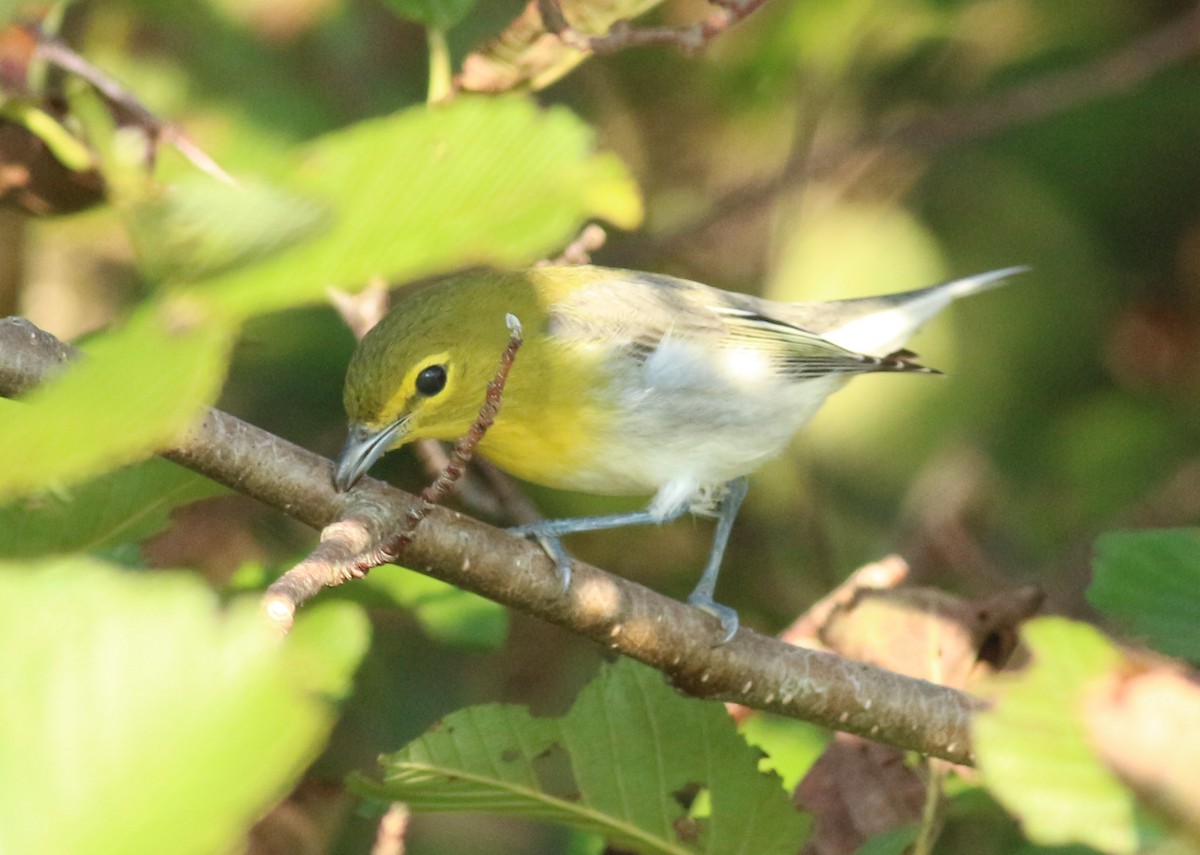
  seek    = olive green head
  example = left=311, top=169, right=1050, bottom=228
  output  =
left=334, top=270, right=544, bottom=490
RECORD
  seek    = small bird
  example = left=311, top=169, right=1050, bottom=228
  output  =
left=334, top=264, right=1023, bottom=641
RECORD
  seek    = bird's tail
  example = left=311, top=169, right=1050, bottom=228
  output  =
left=817, top=266, right=1028, bottom=356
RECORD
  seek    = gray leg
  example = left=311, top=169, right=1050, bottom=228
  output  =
left=686, top=477, right=748, bottom=643
left=511, top=479, right=749, bottom=644
left=511, top=504, right=692, bottom=592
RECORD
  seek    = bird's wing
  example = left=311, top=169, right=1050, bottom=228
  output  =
left=546, top=271, right=721, bottom=355
left=712, top=304, right=931, bottom=378
left=549, top=271, right=929, bottom=378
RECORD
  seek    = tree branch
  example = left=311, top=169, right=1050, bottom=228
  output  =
left=0, top=315, right=979, bottom=765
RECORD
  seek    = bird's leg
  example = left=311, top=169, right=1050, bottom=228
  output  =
left=511, top=478, right=750, bottom=644
left=686, top=476, right=748, bottom=643
left=509, top=504, right=692, bottom=593
left=531, top=532, right=573, bottom=593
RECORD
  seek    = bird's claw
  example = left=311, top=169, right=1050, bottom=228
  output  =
left=509, top=525, right=572, bottom=594
left=687, top=592, right=740, bottom=645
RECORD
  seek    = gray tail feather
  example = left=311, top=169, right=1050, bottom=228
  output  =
left=811, top=266, right=1029, bottom=355
left=934, top=266, right=1030, bottom=300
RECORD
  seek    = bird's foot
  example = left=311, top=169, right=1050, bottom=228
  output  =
left=509, top=525, right=573, bottom=594
left=686, top=591, right=740, bottom=645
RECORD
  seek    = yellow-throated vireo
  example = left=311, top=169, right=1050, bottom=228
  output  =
left=334, top=264, right=1024, bottom=641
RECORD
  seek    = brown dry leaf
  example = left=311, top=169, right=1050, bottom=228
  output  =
left=819, top=585, right=1044, bottom=688
left=726, top=557, right=911, bottom=725
left=786, top=578, right=1041, bottom=854
left=141, top=496, right=269, bottom=586
left=458, top=0, right=663, bottom=93
left=780, top=555, right=912, bottom=650
left=794, top=734, right=927, bottom=855
left=0, top=120, right=106, bottom=216
left=1083, top=664, right=1200, bottom=841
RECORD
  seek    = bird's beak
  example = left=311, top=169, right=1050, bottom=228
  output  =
left=333, top=419, right=409, bottom=492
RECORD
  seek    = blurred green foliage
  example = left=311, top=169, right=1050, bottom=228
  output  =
left=2, top=0, right=1200, bottom=852
left=974, top=619, right=1143, bottom=854
left=0, top=558, right=369, bottom=855
left=1090, top=529, right=1200, bottom=663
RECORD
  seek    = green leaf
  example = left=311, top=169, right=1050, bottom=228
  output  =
left=854, top=825, right=919, bottom=855
left=351, top=567, right=508, bottom=650
left=383, top=0, right=478, bottom=30
left=351, top=658, right=808, bottom=854
left=0, top=458, right=225, bottom=560
left=1088, top=529, right=1200, bottom=662
left=200, top=96, right=642, bottom=319
left=738, top=712, right=828, bottom=792
left=0, top=557, right=370, bottom=855
left=0, top=300, right=231, bottom=499
left=125, top=177, right=330, bottom=283
left=973, top=618, right=1144, bottom=854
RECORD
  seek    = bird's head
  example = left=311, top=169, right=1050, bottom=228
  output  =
left=334, top=272, right=542, bottom=491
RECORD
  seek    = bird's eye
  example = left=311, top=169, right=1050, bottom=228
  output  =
left=415, top=364, right=448, bottom=396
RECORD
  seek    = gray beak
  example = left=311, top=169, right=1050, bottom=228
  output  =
left=332, top=419, right=409, bottom=492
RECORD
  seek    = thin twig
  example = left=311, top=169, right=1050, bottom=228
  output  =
left=262, top=314, right=523, bottom=628
left=328, top=278, right=390, bottom=340
left=412, top=439, right=508, bottom=520
left=912, top=760, right=947, bottom=855
left=536, top=223, right=607, bottom=267
left=379, top=314, right=524, bottom=560
left=371, top=803, right=410, bottom=855
left=32, top=29, right=237, bottom=186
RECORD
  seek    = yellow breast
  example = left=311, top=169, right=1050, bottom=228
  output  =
left=475, top=333, right=627, bottom=493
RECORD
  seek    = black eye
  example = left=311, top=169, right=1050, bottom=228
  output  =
left=415, top=364, right=447, bottom=396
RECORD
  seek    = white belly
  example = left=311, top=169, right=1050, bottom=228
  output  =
left=550, top=338, right=848, bottom=515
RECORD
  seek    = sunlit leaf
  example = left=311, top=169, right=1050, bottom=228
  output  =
left=199, top=95, right=642, bottom=319
left=351, top=567, right=508, bottom=649
left=1088, top=529, right=1200, bottom=662
left=351, top=658, right=808, bottom=853
left=0, top=458, right=225, bottom=559
left=973, top=618, right=1144, bottom=854
left=0, top=557, right=370, bottom=855
left=125, top=176, right=330, bottom=282
left=739, top=712, right=828, bottom=793
left=0, top=300, right=231, bottom=499
left=383, top=0, right=477, bottom=30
